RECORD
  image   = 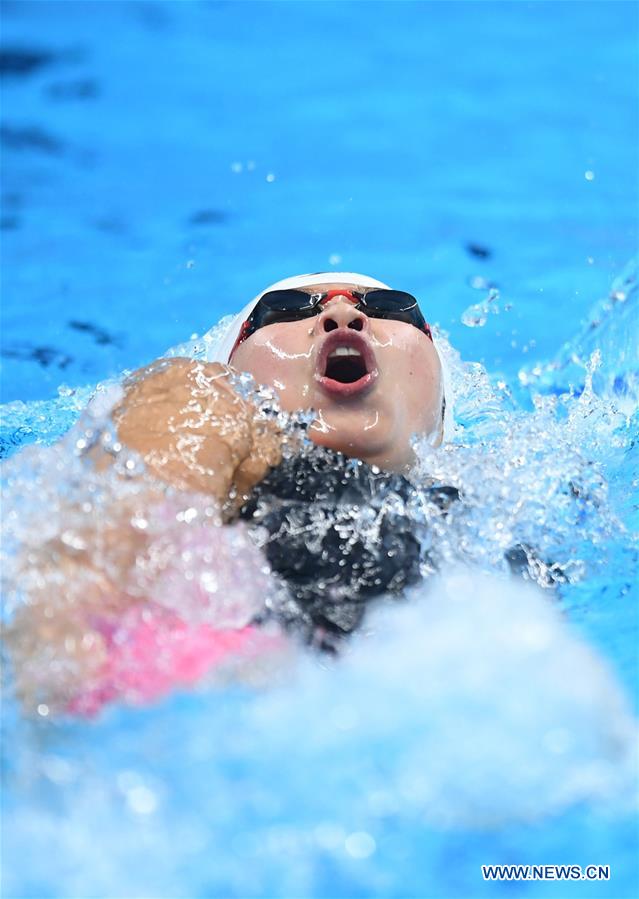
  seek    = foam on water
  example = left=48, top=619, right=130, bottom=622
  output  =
left=1, top=572, right=638, bottom=898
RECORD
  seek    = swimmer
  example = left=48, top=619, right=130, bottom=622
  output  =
left=5, top=272, right=459, bottom=710
left=6, top=272, right=562, bottom=712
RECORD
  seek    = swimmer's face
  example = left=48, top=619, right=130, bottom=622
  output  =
left=230, top=283, right=443, bottom=471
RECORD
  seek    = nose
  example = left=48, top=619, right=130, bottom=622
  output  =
left=316, top=296, right=368, bottom=334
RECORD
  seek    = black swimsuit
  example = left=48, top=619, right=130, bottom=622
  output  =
left=240, top=446, right=459, bottom=649
left=240, top=445, right=565, bottom=649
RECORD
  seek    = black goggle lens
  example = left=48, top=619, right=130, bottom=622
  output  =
left=257, top=290, right=319, bottom=327
left=360, top=289, right=418, bottom=313
left=259, top=289, right=318, bottom=313
left=359, top=289, right=424, bottom=326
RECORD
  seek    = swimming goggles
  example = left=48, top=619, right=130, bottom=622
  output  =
left=230, top=288, right=432, bottom=356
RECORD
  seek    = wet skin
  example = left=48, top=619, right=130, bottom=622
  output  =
left=231, top=283, right=444, bottom=471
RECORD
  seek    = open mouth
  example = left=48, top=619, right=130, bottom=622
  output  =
left=324, top=347, right=368, bottom=384
left=316, top=334, right=378, bottom=398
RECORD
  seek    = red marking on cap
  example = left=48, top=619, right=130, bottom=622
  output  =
left=228, top=319, right=252, bottom=362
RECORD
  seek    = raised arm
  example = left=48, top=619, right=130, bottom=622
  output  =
left=112, top=358, right=283, bottom=507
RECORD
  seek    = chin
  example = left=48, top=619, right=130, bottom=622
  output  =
left=309, top=425, right=407, bottom=471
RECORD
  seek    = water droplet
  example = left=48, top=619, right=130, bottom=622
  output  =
left=265, top=173, right=276, bottom=183
left=461, top=304, right=488, bottom=328
left=345, top=831, right=376, bottom=858
left=126, top=785, right=158, bottom=815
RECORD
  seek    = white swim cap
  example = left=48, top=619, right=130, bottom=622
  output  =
left=206, top=272, right=454, bottom=442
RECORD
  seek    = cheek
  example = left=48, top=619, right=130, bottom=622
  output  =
left=229, top=324, right=314, bottom=407
left=374, top=325, right=442, bottom=429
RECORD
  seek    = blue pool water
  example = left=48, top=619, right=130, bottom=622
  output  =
left=2, top=2, right=639, bottom=897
